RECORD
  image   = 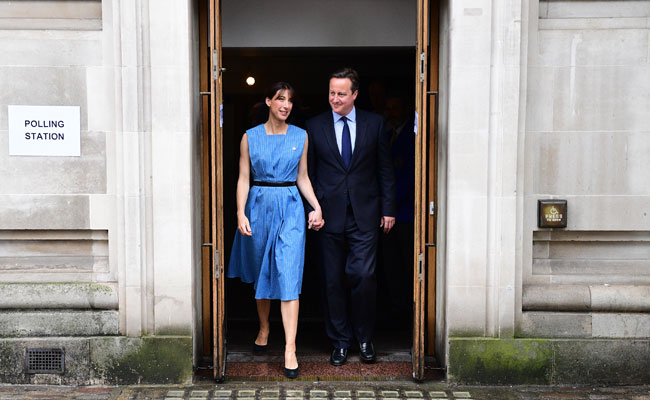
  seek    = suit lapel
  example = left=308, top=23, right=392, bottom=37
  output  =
left=349, top=111, right=367, bottom=170
left=322, top=114, right=347, bottom=170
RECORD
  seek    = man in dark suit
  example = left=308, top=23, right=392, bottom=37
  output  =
left=306, top=68, right=396, bottom=366
left=381, top=94, right=415, bottom=316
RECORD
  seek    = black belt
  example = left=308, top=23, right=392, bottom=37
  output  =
left=252, top=181, right=296, bottom=187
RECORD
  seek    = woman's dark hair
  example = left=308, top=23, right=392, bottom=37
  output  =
left=264, top=81, right=295, bottom=102
left=249, top=82, right=299, bottom=127
left=330, top=67, right=360, bottom=93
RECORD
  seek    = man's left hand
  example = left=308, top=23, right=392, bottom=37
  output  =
left=380, top=216, right=396, bottom=234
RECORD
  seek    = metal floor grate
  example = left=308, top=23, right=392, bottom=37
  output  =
left=25, top=348, right=65, bottom=374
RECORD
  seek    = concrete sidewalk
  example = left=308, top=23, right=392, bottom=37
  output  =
left=1, top=382, right=649, bottom=400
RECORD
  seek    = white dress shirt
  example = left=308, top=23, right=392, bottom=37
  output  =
left=332, top=107, right=357, bottom=154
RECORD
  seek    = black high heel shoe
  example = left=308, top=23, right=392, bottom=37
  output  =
left=283, top=366, right=299, bottom=379
left=284, top=351, right=299, bottom=379
left=253, top=342, right=268, bottom=354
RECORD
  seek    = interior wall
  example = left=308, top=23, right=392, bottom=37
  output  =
left=222, top=0, right=416, bottom=47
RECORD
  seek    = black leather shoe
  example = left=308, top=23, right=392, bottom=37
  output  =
left=330, top=348, right=348, bottom=366
left=284, top=366, right=299, bottom=379
left=253, top=343, right=268, bottom=354
left=359, top=342, right=376, bottom=363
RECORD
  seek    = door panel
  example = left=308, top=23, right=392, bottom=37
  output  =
left=414, top=0, right=439, bottom=379
left=412, top=0, right=429, bottom=381
left=199, top=0, right=212, bottom=361
left=426, top=0, right=440, bottom=358
left=426, top=94, right=438, bottom=355
left=209, top=0, right=226, bottom=382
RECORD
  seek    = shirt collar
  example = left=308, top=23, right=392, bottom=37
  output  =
left=332, top=107, right=356, bottom=124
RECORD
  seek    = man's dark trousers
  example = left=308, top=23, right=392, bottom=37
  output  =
left=319, top=206, right=379, bottom=349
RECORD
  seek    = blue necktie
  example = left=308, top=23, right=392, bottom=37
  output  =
left=340, top=116, right=352, bottom=169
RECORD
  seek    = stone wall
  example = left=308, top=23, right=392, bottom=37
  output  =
left=522, top=0, right=650, bottom=338
left=0, top=0, right=116, bottom=339
left=441, top=0, right=521, bottom=341
left=0, top=0, right=198, bottom=384
left=442, top=0, right=650, bottom=384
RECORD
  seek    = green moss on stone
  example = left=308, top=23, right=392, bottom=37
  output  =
left=83, top=283, right=113, bottom=294
left=0, top=342, right=20, bottom=379
left=92, top=336, right=192, bottom=384
left=448, top=338, right=553, bottom=385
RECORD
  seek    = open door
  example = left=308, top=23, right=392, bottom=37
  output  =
left=425, top=0, right=440, bottom=359
left=209, top=0, right=226, bottom=382
left=413, top=0, right=438, bottom=381
left=412, top=0, right=428, bottom=381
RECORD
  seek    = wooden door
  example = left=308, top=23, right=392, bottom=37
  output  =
left=425, top=0, right=440, bottom=358
left=413, top=0, right=439, bottom=381
left=412, top=0, right=428, bottom=381
left=208, top=0, right=226, bottom=382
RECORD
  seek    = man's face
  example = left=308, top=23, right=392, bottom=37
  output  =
left=329, top=78, right=358, bottom=116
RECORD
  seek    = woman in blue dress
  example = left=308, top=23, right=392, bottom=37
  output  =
left=227, top=82, right=324, bottom=379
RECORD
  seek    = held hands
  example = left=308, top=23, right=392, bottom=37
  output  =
left=308, top=210, right=325, bottom=231
left=237, top=212, right=252, bottom=236
left=380, top=216, right=396, bottom=234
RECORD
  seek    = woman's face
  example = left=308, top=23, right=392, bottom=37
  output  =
left=265, top=89, right=293, bottom=121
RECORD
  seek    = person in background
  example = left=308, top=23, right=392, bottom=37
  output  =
left=381, top=94, right=415, bottom=316
left=368, top=80, right=388, bottom=117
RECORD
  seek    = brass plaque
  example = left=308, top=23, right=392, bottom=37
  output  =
left=538, top=200, right=567, bottom=228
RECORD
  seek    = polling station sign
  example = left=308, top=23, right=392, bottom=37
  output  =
left=8, top=105, right=80, bottom=156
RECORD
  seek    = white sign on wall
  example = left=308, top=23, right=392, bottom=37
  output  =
left=8, top=105, right=81, bottom=157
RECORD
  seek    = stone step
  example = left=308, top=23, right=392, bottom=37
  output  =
left=0, top=310, right=119, bottom=336
left=0, top=282, right=118, bottom=309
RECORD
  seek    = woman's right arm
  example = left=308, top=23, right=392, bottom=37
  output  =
left=236, top=133, right=252, bottom=236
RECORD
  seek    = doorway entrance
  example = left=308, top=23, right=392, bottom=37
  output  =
left=198, top=0, right=439, bottom=381
left=222, top=46, right=415, bottom=371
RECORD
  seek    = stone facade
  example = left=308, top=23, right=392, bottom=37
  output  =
left=440, top=0, right=650, bottom=383
left=0, top=0, right=197, bottom=384
left=0, top=0, right=648, bottom=385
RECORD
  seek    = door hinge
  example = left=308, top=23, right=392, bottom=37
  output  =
left=417, top=253, right=424, bottom=282
left=429, top=201, right=435, bottom=215
left=419, top=52, right=426, bottom=83
left=214, top=249, right=221, bottom=279
left=212, top=50, right=219, bottom=80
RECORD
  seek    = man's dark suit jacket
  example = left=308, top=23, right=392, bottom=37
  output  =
left=306, top=109, right=396, bottom=233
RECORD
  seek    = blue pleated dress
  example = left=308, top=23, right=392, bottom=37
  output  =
left=227, top=124, right=307, bottom=301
